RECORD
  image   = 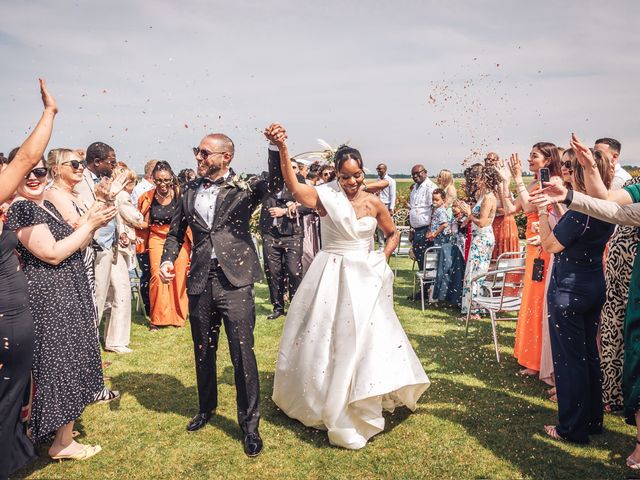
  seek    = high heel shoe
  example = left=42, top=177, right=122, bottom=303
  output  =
left=50, top=444, right=102, bottom=462
left=627, top=439, right=640, bottom=470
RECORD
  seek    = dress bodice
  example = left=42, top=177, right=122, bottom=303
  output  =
left=316, top=181, right=376, bottom=255
left=471, top=196, right=495, bottom=234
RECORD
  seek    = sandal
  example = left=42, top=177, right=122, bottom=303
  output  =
left=51, top=444, right=102, bottom=462
left=627, top=439, right=640, bottom=470
left=544, top=425, right=565, bottom=442
left=93, top=387, right=120, bottom=404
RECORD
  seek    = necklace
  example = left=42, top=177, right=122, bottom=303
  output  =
left=155, top=189, right=172, bottom=200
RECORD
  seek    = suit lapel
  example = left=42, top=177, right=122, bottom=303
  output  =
left=212, top=184, right=234, bottom=230
left=187, top=179, right=210, bottom=230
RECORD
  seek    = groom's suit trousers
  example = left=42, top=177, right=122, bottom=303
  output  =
left=188, top=259, right=260, bottom=434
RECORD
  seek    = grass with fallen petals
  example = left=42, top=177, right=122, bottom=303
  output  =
left=16, top=257, right=633, bottom=479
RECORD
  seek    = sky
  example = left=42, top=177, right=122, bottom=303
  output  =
left=1, top=0, right=639, bottom=175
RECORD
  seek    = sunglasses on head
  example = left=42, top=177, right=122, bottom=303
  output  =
left=26, top=167, right=48, bottom=179
left=62, top=159, right=87, bottom=170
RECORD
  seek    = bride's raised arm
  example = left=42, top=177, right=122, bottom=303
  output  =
left=264, top=123, right=322, bottom=210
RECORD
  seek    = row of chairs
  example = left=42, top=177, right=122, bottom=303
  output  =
left=411, top=246, right=526, bottom=363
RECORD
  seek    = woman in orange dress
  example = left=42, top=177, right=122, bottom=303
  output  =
left=501, top=144, right=561, bottom=375
left=486, top=153, right=520, bottom=260
left=136, top=161, right=190, bottom=330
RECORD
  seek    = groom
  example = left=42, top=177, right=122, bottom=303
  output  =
left=159, top=125, right=285, bottom=457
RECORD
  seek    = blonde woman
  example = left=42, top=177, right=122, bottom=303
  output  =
left=436, top=169, right=457, bottom=207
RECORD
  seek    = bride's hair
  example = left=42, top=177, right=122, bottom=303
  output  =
left=334, top=146, right=363, bottom=172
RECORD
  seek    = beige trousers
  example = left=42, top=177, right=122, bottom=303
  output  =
left=95, top=249, right=132, bottom=349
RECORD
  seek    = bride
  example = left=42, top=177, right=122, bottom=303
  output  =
left=268, top=126, right=430, bottom=450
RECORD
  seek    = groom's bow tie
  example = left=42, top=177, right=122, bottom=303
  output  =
left=201, top=177, right=226, bottom=189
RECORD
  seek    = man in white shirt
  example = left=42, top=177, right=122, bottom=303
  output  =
left=375, top=163, right=396, bottom=246
left=130, top=159, right=158, bottom=317
left=409, top=164, right=437, bottom=273
left=595, top=137, right=630, bottom=190
left=131, top=159, right=158, bottom=207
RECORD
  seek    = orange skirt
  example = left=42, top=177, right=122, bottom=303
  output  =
left=491, top=214, right=520, bottom=260
left=148, top=225, right=190, bottom=327
left=513, top=212, right=549, bottom=371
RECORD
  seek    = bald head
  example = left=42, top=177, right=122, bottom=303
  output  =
left=205, top=133, right=235, bottom=159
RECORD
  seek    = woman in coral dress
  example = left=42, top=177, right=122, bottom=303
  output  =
left=502, top=144, right=561, bottom=375
left=137, top=161, right=190, bottom=329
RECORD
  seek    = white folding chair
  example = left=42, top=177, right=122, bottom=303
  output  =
left=393, top=226, right=415, bottom=278
left=414, top=246, right=441, bottom=311
left=464, top=265, right=526, bottom=362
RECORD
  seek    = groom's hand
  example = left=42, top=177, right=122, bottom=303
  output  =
left=159, top=261, right=176, bottom=283
left=264, top=123, right=288, bottom=148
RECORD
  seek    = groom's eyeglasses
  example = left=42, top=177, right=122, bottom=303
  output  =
left=193, top=147, right=228, bottom=161
left=62, top=159, right=87, bottom=170
left=26, top=167, right=48, bottom=179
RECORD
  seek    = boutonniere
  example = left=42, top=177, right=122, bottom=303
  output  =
left=226, top=173, right=252, bottom=192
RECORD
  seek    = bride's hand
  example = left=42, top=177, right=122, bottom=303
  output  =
left=264, top=123, right=288, bottom=148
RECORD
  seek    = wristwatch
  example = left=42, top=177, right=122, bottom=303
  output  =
left=561, top=189, right=574, bottom=206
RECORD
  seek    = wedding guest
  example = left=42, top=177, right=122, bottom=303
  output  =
left=435, top=169, right=457, bottom=207
left=105, top=163, right=143, bottom=352
left=462, top=163, right=483, bottom=261
left=259, top=161, right=305, bottom=320
left=595, top=137, right=630, bottom=190
left=458, top=166, right=499, bottom=317
left=409, top=164, right=437, bottom=273
left=177, top=168, right=196, bottom=188
left=427, top=188, right=450, bottom=246
left=532, top=158, right=640, bottom=469
left=319, top=164, right=336, bottom=184
left=492, top=157, right=520, bottom=260
left=534, top=143, right=614, bottom=444
left=137, top=161, right=190, bottom=330
left=0, top=79, right=56, bottom=478
left=7, top=157, right=116, bottom=460
left=131, top=159, right=158, bottom=317
left=502, top=143, right=561, bottom=376
left=375, top=163, right=396, bottom=245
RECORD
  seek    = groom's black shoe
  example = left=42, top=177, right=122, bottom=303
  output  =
left=186, top=411, right=213, bottom=432
left=267, top=310, right=285, bottom=320
left=244, top=431, right=263, bottom=457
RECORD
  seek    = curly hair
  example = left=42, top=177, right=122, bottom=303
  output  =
left=479, top=166, right=503, bottom=194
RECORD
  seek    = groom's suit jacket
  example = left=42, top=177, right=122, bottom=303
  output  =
left=162, top=148, right=283, bottom=295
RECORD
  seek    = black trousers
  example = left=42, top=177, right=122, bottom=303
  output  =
left=136, top=252, right=151, bottom=316
left=262, top=232, right=303, bottom=312
left=188, top=260, right=260, bottom=434
left=548, top=271, right=604, bottom=443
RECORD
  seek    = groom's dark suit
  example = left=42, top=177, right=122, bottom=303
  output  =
left=161, top=147, right=282, bottom=434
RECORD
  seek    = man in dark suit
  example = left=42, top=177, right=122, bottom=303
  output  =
left=259, top=160, right=305, bottom=319
left=159, top=125, right=285, bottom=457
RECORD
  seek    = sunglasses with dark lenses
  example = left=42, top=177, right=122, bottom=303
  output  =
left=411, top=169, right=426, bottom=177
left=62, top=159, right=87, bottom=170
left=154, top=178, right=173, bottom=184
left=26, top=167, right=48, bottom=179
left=562, top=160, right=574, bottom=171
left=193, top=147, right=227, bottom=160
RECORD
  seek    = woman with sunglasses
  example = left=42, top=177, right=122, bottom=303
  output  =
left=5, top=151, right=116, bottom=462
left=0, top=79, right=60, bottom=478
left=136, top=161, right=190, bottom=330
left=532, top=143, right=614, bottom=445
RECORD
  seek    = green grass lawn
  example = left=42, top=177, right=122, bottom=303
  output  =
left=16, top=257, right=633, bottom=479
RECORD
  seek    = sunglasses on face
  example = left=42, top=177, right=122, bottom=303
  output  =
left=411, top=169, right=426, bottom=178
left=62, top=159, right=87, bottom=170
left=193, top=147, right=227, bottom=160
left=154, top=178, right=172, bottom=185
left=562, top=160, right=574, bottom=171
left=26, top=167, right=48, bottom=179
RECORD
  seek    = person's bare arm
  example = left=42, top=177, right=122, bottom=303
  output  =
left=15, top=205, right=116, bottom=265
left=538, top=211, right=564, bottom=253
left=375, top=198, right=399, bottom=258
left=43, top=189, right=81, bottom=226
left=362, top=179, right=389, bottom=194
left=0, top=79, right=57, bottom=204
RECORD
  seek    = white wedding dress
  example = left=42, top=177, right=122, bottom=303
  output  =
left=272, top=181, right=430, bottom=450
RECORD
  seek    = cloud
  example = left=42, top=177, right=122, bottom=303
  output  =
left=1, top=0, right=639, bottom=174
